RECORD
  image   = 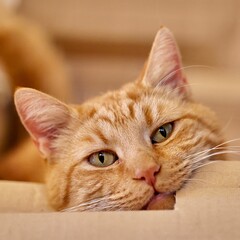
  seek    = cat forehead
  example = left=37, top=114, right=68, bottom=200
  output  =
left=67, top=90, right=188, bottom=162
left=77, top=86, right=183, bottom=130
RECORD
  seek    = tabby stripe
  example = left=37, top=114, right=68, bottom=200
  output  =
left=126, top=90, right=140, bottom=102
left=93, top=128, right=109, bottom=144
left=80, top=135, right=95, bottom=143
left=61, top=161, right=80, bottom=210
left=142, top=105, right=153, bottom=126
left=127, top=101, right=135, bottom=119
left=88, top=107, right=97, bottom=118
left=86, top=185, right=103, bottom=198
left=98, top=115, right=114, bottom=125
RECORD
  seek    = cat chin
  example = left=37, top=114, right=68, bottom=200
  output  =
left=142, top=192, right=176, bottom=210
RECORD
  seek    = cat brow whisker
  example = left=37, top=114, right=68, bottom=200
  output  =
left=161, top=83, right=198, bottom=99
left=144, top=65, right=215, bottom=119
left=144, top=65, right=212, bottom=109
left=156, top=65, right=215, bottom=89
left=145, top=65, right=213, bottom=103
left=146, top=82, right=196, bottom=109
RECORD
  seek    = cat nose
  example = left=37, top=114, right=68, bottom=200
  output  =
left=134, top=165, right=160, bottom=186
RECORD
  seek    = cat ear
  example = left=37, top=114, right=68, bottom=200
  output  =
left=142, top=27, right=189, bottom=96
left=14, top=88, right=72, bottom=158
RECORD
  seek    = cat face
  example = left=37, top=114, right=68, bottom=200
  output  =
left=14, top=27, right=223, bottom=211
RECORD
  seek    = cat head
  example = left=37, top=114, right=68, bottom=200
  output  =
left=14, top=27, right=223, bottom=211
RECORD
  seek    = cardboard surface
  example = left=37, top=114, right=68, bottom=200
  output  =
left=1, top=161, right=240, bottom=239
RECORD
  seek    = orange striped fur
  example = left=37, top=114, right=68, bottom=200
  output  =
left=12, top=27, right=225, bottom=211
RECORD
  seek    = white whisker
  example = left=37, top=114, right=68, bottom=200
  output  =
left=61, top=194, right=130, bottom=212
left=185, top=138, right=240, bottom=160
left=191, top=150, right=240, bottom=165
left=191, top=161, right=216, bottom=171
left=220, top=116, right=234, bottom=134
left=185, top=178, right=211, bottom=185
left=61, top=196, right=110, bottom=212
left=144, top=65, right=216, bottom=112
left=156, top=65, right=214, bottom=88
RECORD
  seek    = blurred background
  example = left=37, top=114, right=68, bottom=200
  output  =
left=1, top=0, right=240, bottom=150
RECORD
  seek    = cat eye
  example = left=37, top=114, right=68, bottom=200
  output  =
left=151, top=122, right=173, bottom=144
left=88, top=151, right=118, bottom=167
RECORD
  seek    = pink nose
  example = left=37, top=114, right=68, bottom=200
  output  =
left=134, top=165, right=160, bottom=186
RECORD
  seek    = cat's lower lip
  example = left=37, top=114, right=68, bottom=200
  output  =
left=142, top=192, right=176, bottom=210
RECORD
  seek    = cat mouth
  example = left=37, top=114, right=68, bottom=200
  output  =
left=142, top=192, right=176, bottom=210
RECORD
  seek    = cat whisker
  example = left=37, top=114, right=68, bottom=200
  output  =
left=146, top=82, right=196, bottom=113
left=192, top=170, right=221, bottom=175
left=185, top=138, right=240, bottom=160
left=61, top=196, right=110, bottom=212
left=215, top=138, right=240, bottom=147
left=160, top=83, right=198, bottom=101
left=62, top=195, right=129, bottom=212
left=183, top=178, right=218, bottom=191
left=82, top=202, right=126, bottom=212
left=186, top=147, right=240, bottom=163
left=145, top=65, right=213, bottom=106
left=156, top=65, right=215, bottom=89
left=191, top=150, right=240, bottom=165
left=220, top=115, right=234, bottom=134
left=191, top=161, right=217, bottom=172
left=185, top=178, right=211, bottom=185
left=144, top=65, right=213, bottom=111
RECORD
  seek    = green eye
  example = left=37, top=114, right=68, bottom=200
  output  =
left=151, top=122, right=173, bottom=144
left=89, top=151, right=118, bottom=167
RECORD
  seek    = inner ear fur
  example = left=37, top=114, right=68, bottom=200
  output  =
left=142, top=27, right=190, bottom=96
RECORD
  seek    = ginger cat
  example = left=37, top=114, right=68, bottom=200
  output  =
left=6, top=27, right=225, bottom=211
